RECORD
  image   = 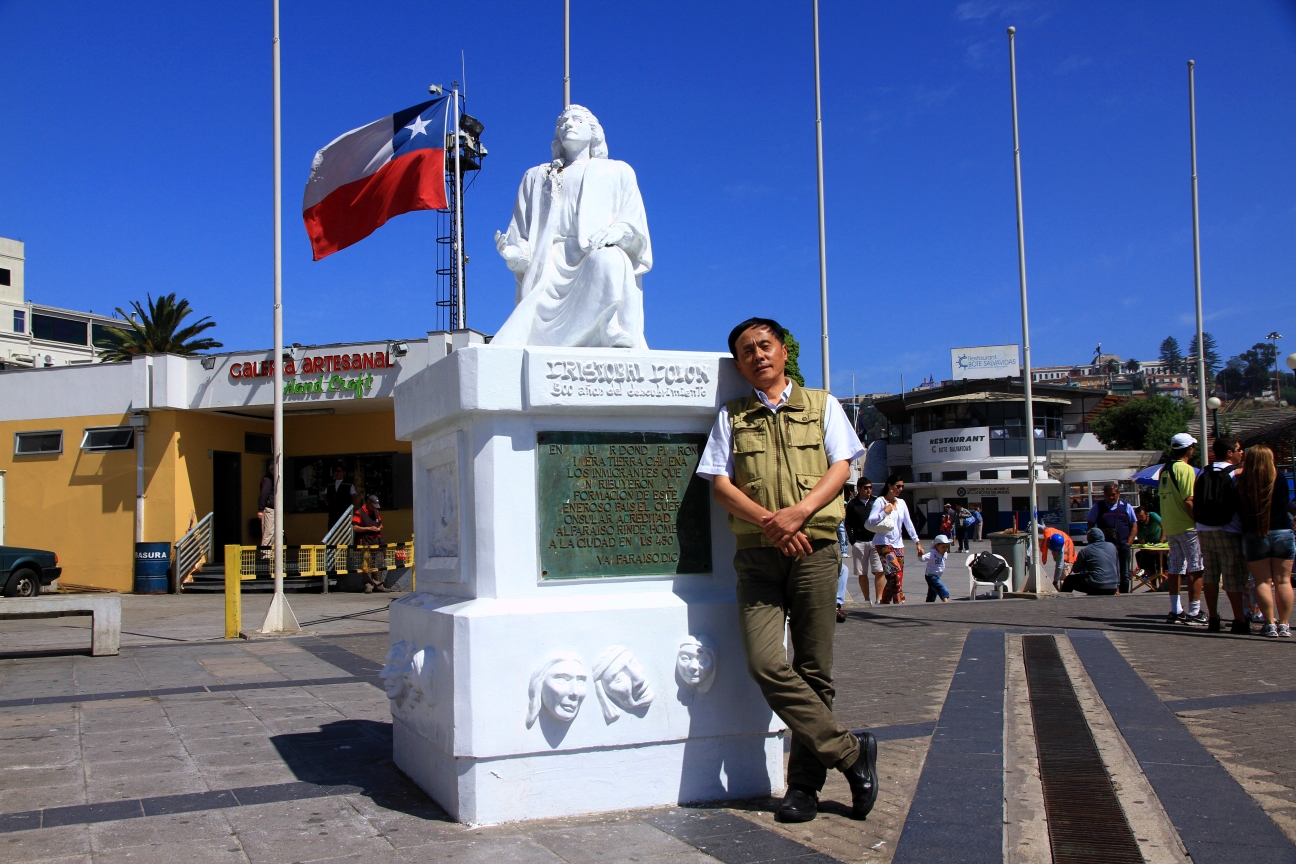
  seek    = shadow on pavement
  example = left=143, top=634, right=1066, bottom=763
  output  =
left=270, top=719, right=450, bottom=821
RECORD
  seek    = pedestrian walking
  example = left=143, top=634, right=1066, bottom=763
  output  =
left=1236, top=445, right=1295, bottom=638
left=939, top=504, right=954, bottom=540
left=866, top=475, right=923, bottom=604
left=954, top=505, right=972, bottom=553
left=969, top=503, right=984, bottom=541
left=836, top=512, right=851, bottom=623
left=922, top=534, right=952, bottom=602
left=1087, top=482, right=1138, bottom=593
left=1159, top=433, right=1207, bottom=625
left=695, top=317, right=877, bottom=824
left=1195, top=437, right=1248, bottom=633
left=844, top=480, right=883, bottom=605
left=257, top=464, right=275, bottom=561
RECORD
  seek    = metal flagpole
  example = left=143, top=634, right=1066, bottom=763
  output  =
left=261, top=0, right=298, bottom=633
left=563, top=0, right=571, bottom=107
left=453, top=86, right=465, bottom=329
left=812, top=0, right=830, bottom=391
left=1188, top=60, right=1209, bottom=467
left=1007, top=26, right=1043, bottom=593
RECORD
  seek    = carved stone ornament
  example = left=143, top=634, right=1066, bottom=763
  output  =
left=527, top=652, right=589, bottom=728
left=676, top=635, right=717, bottom=694
left=592, top=645, right=654, bottom=723
left=380, top=641, right=436, bottom=708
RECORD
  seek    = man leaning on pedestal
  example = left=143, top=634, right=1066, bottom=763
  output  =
left=696, top=317, right=878, bottom=824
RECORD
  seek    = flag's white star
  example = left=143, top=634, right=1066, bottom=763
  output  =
left=404, top=114, right=431, bottom=139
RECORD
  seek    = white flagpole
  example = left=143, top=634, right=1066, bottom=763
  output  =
left=812, top=0, right=830, bottom=391
left=1188, top=61, right=1209, bottom=468
left=1008, top=26, right=1044, bottom=594
left=453, top=86, right=465, bottom=329
left=564, top=0, right=571, bottom=107
left=261, top=0, right=298, bottom=634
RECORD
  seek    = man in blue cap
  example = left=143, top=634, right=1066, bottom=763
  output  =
left=1061, top=528, right=1121, bottom=595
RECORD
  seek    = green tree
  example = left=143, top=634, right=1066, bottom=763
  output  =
left=97, top=293, right=222, bottom=361
left=1124, top=358, right=1141, bottom=373
left=783, top=330, right=805, bottom=387
left=1091, top=395, right=1195, bottom=452
left=1186, top=331, right=1222, bottom=384
left=1159, top=336, right=1184, bottom=374
left=1241, top=342, right=1278, bottom=394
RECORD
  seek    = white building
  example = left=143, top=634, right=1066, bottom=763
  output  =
left=0, top=237, right=126, bottom=369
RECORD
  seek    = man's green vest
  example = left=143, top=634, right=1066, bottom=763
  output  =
left=726, top=382, right=846, bottom=549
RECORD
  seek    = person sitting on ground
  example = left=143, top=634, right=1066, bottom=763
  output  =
left=921, top=534, right=952, bottom=603
left=1060, top=528, right=1121, bottom=596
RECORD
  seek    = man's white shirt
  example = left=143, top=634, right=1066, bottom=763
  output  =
left=696, top=380, right=864, bottom=480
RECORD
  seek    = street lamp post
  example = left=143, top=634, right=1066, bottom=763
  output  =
left=1268, top=332, right=1283, bottom=400
left=1207, top=396, right=1221, bottom=440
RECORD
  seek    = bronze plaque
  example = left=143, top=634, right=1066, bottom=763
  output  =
left=536, top=431, right=713, bottom=580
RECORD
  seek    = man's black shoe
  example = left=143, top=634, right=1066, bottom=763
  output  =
left=1230, top=618, right=1250, bottom=635
left=840, top=731, right=878, bottom=819
left=774, top=786, right=818, bottom=823
left=1207, top=615, right=1222, bottom=632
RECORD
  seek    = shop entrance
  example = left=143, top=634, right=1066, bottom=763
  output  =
left=212, top=451, right=242, bottom=562
left=981, top=497, right=1000, bottom=533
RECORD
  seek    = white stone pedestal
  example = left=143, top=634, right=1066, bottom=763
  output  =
left=388, top=346, right=785, bottom=825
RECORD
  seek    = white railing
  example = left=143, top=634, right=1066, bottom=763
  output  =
left=175, top=512, right=213, bottom=591
left=323, top=506, right=354, bottom=573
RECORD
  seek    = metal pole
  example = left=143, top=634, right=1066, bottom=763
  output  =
left=261, top=0, right=298, bottom=634
left=453, top=86, right=465, bottom=329
left=1008, top=27, right=1042, bottom=593
left=563, top=0, right=571, bottom=107
left=812, top=0, right=830, bottom=391
left=135, top=426, right=145, bottom=543
left=0, top=469, right=5, bottom=545
left=1188, top=61, right=1209, bottom=469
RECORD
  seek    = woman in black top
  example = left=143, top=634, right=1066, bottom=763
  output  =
left=1237, top=445, right=1296, bottom=637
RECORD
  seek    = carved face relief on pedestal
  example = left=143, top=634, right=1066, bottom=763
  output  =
left=527, top=652, right=588, bottom=728
left=381, top=641, right=414, bottom=703
left=677, top=636, right=717, bottom=694
left=592, top=646, right=654, bottom=723
left=406, top=647, right=436, bottom=706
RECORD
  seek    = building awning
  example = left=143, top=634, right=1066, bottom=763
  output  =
left=1045, top=449, right=1162, bottom=481
left=914, top=392, right=1073, bottom=407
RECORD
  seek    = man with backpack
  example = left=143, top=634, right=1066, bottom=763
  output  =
left=1087, top=482, right=1138, bottom=593
left=1195, top=437, right=1247, bottom=633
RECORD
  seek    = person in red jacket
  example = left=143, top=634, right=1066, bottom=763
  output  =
left=353, top=495, right=386, bottom=593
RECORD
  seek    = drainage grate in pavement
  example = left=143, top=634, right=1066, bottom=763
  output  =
left=1022, top=635, right=1143, bottom=864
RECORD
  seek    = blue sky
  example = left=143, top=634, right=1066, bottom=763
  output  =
left=1, top=1, right=1293, bottom=394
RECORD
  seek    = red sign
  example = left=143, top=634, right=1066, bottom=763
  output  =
left=229, top=351, right=394, bottom=380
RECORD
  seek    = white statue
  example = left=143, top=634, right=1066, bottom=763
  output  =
left=381, top=641, right=437, bottom=708
left=493, top=105, right=652, bottom=349
left=527, top=652, right=589, bottom=727
left=381, top=641, right=415, bottom=703
left=676, top=636, right=717, bottom=694
left=592, top=646, right=654, bottom=722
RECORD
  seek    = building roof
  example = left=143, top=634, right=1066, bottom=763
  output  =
left=1045, top=450, right=1162, bottom=480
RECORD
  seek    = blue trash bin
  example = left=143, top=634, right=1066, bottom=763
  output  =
left=134, top=542, right=172, bottom=594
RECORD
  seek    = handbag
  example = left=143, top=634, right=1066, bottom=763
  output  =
left=866, top=501, right=898, bottom=535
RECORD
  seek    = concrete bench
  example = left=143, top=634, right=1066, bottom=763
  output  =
left=0, top=594, right=121, bottom=655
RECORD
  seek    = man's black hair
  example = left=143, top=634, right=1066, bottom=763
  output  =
left=727, top=317, right=786, bottom=357
left=1212, top=437, right=1239, bottom=461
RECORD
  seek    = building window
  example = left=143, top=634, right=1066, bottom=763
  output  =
left=245, top=433, right=272, bottom=455
left=980, top=470, right=999, bottom=479
left=91, top=322, right=124, bottom=351
left=941, top=471, right=968, bottom=481
left=81, top=426, right=135, bottom=452
left=14, top=430, right=63, bottom=455
left=1011, top=496, right=1031, bottom=511
left=0, top=268, right=9, bottom=286
left=32, top=313, right=88, bottom=346
left=283, top=452, right=413, bottom=512
left=918, top=472, right=932, bottom=482
left=13, top=310, right=24, bottom=334
left=1011, top=469, right=1030, bottom=479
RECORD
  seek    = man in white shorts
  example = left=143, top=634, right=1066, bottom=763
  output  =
left=1159, top=433, right=1207, bottom=625
left=844, top=480, right=882, bottom=604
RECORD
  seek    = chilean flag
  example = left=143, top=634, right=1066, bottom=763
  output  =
left=303, top=98, right=449, bottom=260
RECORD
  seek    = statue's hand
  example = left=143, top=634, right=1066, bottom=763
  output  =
left=495, top=230, right=526, bottom=271
left=586, top=223, right=632, bottom=252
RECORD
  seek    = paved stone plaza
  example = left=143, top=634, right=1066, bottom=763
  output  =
left=4, top=552, right=1296, bottom=864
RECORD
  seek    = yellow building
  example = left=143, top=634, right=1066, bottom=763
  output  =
left=0, top=331, right=485, bottom=591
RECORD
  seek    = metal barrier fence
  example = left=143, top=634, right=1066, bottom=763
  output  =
left=223, top=541, right=414, bottom=639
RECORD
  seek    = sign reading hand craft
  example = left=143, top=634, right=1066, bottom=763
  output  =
left=229, top=350, right=397, bottom=400
left=951, top=344, right=1020, bottom=381
left=912, top=427, right=990, bottom=462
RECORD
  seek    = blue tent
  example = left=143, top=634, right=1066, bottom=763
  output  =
left=1130, top=462, right=1200, bottom=487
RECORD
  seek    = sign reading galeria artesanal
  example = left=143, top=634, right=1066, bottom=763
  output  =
left=526, top=349, right=721, bottom=407
left=912, top=427, right=990, bottom=461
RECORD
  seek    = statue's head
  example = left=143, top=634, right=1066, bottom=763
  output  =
left=551, top=105, right=608, bottom=161
left=592, top=646, right=654, bottom=722
left=527, top=651, right=588, bottom=727
left=676, top=635, right=717, bottom=694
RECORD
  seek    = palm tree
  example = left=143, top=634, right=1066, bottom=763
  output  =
left=1105, top=357, right=1121, bottom=383
left=97, top=294, right=222, bottom=361
left=1125, top=358, right=1140, bottom=373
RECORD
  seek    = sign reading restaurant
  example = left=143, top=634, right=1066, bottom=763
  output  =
left=911, top=427, right=991, bottom=462
left=950, top=344, right=1020, bottom=381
